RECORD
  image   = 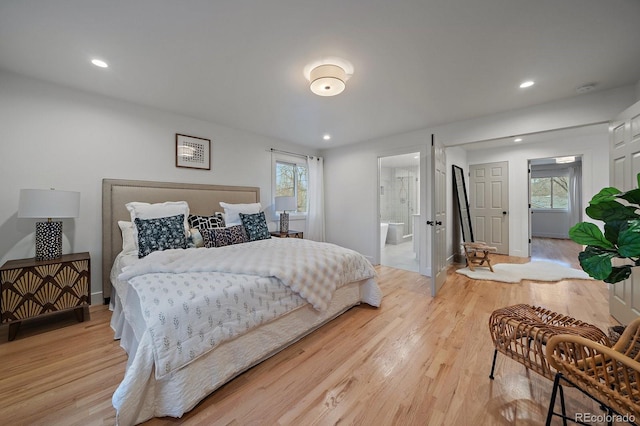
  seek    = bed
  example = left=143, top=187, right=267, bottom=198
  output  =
left=102, top=179, right=382, bottom=425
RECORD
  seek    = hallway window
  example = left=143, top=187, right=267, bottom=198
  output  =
left=531, top=176, right=568, bottom=209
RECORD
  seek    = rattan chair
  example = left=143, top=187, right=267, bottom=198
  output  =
left=545, top=317, right=640, bottom=425
left=489, top=304, right=610, bottom=381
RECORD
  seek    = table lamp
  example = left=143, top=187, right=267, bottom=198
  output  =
left=275, top=196, right=296, bottom=233
left=18, top=189, right=81, bottom=260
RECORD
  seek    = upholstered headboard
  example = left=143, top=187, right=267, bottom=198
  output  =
left=101, top=178, right=260, bottom=302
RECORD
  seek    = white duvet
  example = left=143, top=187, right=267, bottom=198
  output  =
left=117, top=238, right=377, bottom=379
left=120, top=237, right=375, bottom=311
left=111, top=238, right=381, bottom=425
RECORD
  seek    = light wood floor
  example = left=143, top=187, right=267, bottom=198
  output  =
left=0, top=238, right=617, bottom=425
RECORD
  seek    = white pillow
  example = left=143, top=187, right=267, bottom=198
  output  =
left=126, top=201, right=190, bottom=249
left=189, top=228, right=204, bottom=248
left=219, top=202, right=262, bottom=226
left=118, top=221, right=137, bottom=254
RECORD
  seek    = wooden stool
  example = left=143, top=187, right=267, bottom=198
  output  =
left=488, top=304, right=610, bottom=380
left=463, top=242, right=497, bottom=272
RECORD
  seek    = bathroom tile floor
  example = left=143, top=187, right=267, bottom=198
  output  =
left=381, top=240, right=418, bottom=272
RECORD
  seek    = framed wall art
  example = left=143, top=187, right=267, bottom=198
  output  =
left=176, top=134, right=211, bottom=170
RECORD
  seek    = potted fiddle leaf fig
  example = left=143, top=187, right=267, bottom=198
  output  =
left=569, top=173, right=640, bottom=284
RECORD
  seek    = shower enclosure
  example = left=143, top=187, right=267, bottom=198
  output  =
left=379, top=158, right=420, bottom=241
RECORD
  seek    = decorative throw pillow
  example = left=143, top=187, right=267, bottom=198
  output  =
left=202, top=225, right=248, bottom=248
left=239, top=211, right=271, bottom=241
left=188, top=212, right=225, bottom=229
left=134, top=214, right=188, bottom=258
left=126, top=201, right=190, bottom=250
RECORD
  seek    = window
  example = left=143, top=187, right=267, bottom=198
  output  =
left=531, top=176, right=569, bottom=209
left=275, top=160, right=308, bottom=213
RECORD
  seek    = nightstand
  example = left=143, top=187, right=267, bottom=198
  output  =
left=0, top=252, right=90, bottom=341
left=270, top=230, right=303, bottom=239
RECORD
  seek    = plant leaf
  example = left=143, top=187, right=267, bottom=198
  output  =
left=586, top=201, right=639, bottom=221
left=617, top=188, right=640, bottom=205
left=604, top=266, right=632, bottom=284
left=569, top=222, right=614, bottom=249
left=604, top=220, right=626, bottom=245
left=590, top=187, right=621, bottom=205
left=617, top=220, right=640, bottom=257
left=578, top=247, right=614, bottom=280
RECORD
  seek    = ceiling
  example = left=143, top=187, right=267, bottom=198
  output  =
left=1, top=1, right=639, bottom=149
left=460, top=123, right=608, bottom=151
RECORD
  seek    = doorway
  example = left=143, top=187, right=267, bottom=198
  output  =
left=379, top=152, right=420, bottom=272
left=528, top=155, right=582, bottom=256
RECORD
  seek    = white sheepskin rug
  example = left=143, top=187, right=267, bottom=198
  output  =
left=455, top=261, right=593, bottom=283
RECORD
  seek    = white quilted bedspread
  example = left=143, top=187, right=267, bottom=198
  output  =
left=119, top=238, right=376, bottom=311
left=117, top=238, right=376, bottom=379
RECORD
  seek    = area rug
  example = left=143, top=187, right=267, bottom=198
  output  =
left=455, top=261, right=592, bottom=283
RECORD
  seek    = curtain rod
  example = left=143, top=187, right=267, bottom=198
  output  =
left=268, top=148, right=309, bottom=159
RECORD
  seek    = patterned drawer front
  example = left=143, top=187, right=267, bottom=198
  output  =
left=1, top=259, right=90, bottom=322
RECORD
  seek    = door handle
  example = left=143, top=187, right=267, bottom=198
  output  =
left=502, top=211, right=508, bottom=215
left=436, top=221, right=442, bottom=225
left=427, top=220, right=434, bottom=226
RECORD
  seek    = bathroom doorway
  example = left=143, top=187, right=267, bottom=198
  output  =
left=379, top=152, right=420, bottom=272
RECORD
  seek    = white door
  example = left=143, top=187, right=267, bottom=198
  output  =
left=469, top=162, right=509, bottom=254
left=609, top=100, right=640, bottom=324
left=430, top=135, right=447, bottom=296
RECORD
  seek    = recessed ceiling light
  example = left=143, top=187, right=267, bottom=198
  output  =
left=514, top=138, right=523, bottom=143
left=323, top=134, right=331, bottom=141
left=91, top=59, right=108, bottom=68
left=519, top=81, right=534, bottom=89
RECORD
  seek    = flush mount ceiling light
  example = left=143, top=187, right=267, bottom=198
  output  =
left=304, top=57, right=354, bottom=97
left=519, top=80, right=535, bottom=89
left=310, top=64, right=346, bottom=96
left=514, top=137, right=523, bottom=143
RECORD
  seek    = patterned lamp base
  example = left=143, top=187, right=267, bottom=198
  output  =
left=35, top=221, right=63, bottom=260
left=279, top=212, right=290, bottom=233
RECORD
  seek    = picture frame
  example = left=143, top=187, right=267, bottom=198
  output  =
left=176, top=134, right=211, bottom=170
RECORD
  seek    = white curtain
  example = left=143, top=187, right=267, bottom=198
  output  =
left=306, top=156, right=325, bottom=241
left=568, top=163, right=582, bottom=227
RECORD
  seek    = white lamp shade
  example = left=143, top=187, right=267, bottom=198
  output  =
left=18, top=189, right=80, bottom=219
left=275, top=196, right=297, bottom=212
left=310, top=64, right=346, bottom=96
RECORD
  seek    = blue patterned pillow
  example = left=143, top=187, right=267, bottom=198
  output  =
left=239, top=211, right=271, bottom=241
left=202, top=225, right=248, bottom=248
left=134, top=214, right=187, bottom=258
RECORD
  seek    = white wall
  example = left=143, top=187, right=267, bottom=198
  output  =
left=466, top=126, right=609, bottom=257
left=0, top=70, right=317, bottom=303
